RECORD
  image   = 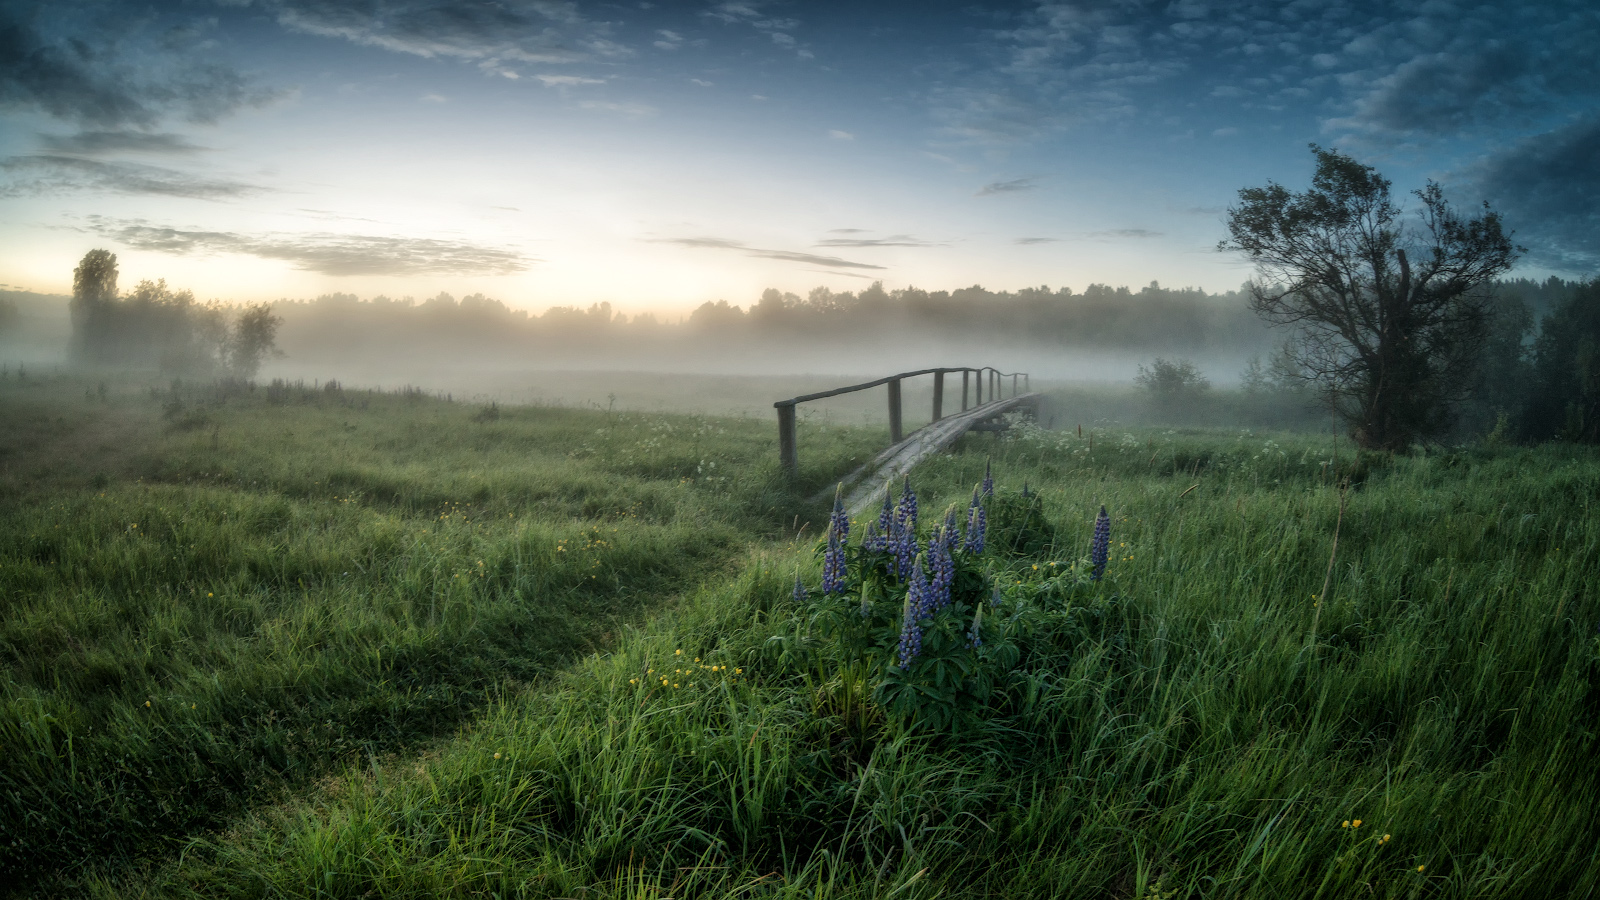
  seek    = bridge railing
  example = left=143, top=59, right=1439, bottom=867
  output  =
left=773, top=366, right=1029, bottom=477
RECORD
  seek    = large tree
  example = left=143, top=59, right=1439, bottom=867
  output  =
left=1222, top=146, right=1520, bottom=450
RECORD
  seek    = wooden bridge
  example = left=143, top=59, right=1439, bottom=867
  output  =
left=774, top=367, right=1042, bottom=514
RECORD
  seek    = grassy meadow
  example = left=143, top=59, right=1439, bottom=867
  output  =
left=1, top=370, right=1597, bottom=898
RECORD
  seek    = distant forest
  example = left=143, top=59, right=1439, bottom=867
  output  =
left=261, top=280, right=1272, bottom=362
left=1, top=275, right=1585, bottom=375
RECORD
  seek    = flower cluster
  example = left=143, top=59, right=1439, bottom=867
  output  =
left=1090, top=505, right=1111, bottom=581
left=888, top=479, right=920, bottom=579
left=821, top=489, right=849, bottom=594
left=897, top=557, right=929, bottom=667
left=962, top=486, right=987, bottom=554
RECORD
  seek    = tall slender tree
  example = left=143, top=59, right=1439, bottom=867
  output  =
left=70, top=249, right=119, bottom=362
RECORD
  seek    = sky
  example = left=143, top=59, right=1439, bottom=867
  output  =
left=1, top=0, right=1596, bottom=317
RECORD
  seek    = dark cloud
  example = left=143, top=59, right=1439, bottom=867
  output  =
left=257, top=0, right=628, bottom=74
left=654, top=235, right=884, bottom=270
left=946, top=2, right=1599, bottom=146
left=0, top=9, right=279, bottom=128
left=37, top=130, right=205, bottom=155
left=977, top=177, right=1035, bottom=196
left=0, top=155, right=260, bottom=199
left=814, top=235, right=938, bottom=248
left=85, top=217, right=535, bottom=276
left=1471, top=116, right=1600, bottom=272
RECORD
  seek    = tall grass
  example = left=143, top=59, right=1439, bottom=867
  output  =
left=98, top=425, right=1600, bottom=898
left=0, top=375, right=881, bottom=890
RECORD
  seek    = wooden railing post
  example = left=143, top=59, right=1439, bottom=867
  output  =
left=961, top=369, right=970, bottom=411
left=777, top=402, right=797, bottom=478
left=932, top=370, right=944, bottom=422
left=887, top=378, right=903, bottom=443
left=1012, top=373, right=1017, bottom=397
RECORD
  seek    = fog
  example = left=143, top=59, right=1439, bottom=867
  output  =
left=3, top=276, right=1579, bottom=430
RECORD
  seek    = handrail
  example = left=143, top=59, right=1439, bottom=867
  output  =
left=774, top=366, right=1031, bottom=478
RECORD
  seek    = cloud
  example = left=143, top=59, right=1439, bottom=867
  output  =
left=654, top=29, right=683, bottom=50
left=977, top=177, right=1036, bottom=196
left=419, top=92, right=448, bottom=103
left=536, top=73, right=607, bottom=86
left=85, top=217, right=534, bottom=276
left=1014, top=237, right=1058, bottom=244
left=814, top=235, right=937, bottom=248
left=653, top=236, right=884, bottom=270
left=827, top=228, right=868, bottom=234
left=578, top=99, right=656, bottom=117
left=746, top=249, right=884, bottom=270
left=0, top=155, right=260, bottom=199
left=1470, top=116, right=1600, bottom=271
left=1083, top=228, right=1162, bottom=240
left=264, top=0, right=627, bottom=66
left=0, top=8, right=280, bottom=128
left=827, top=129, right=853, bottom=140
left=36, top=130, right=206, bottom=156
left=689, top=78, right=714, bottom=86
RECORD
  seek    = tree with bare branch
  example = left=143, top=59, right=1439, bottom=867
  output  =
left=1222, top=146, right=1521, bottom=450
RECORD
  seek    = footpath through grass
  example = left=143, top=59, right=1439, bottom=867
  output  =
left=99, top=417, right=1600, bottom=898
left=0, top=373, right=881, bottom=892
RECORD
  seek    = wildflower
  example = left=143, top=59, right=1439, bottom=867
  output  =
left=1417, top=866, right=1425, bottom=873
left=1090, top=506, right=1111, bottom=581
left=967, top=603, right=983, bottom=649
left=793, top=574, right=808, bottom=605
left=896, top=581, right=924, bottom=668
left=1352, top=819, right=1362, bottom=828
left=982, top=459, right=994, bottom=498
left=822, top=488, right=849, bottom=593
left=896, top=477, right=918, bottom=531
left=1342, top=821, right=1349, bottom=828
left=962, top=486, right=986, bottom=554
left=494, top=752, right=502, bottom=759
left=927, top=527, right=954, bottom=613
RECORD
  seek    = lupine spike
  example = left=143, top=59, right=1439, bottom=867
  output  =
left=897, top=565, right=927, bottom=667
left=927, top=526, right=954, bottom=613
left=982, top=459, right=994, bottom=498
left=1090, top=505, right=1111, bottom=581
left=793, top=574, right=808, bottom=604
left=967, top=603, right=983, bottom=649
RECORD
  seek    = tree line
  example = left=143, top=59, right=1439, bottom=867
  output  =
left=68, top=250, right=280, bottom=379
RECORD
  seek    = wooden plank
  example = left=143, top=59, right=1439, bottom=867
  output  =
left=829, top=392, right=1041, bottom=514
left=778, top=402, right=797, bottom=477
left=932, top=371, right=944, bottom=422
left=887, top=377, right=903, bottom=443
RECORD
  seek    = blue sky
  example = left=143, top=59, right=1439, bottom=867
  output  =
left=1, top=0, right=1595, bottom=314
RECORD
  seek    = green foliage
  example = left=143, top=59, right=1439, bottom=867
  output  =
left=5, top=375, right=1599, bottom=899
left=1524, top=278, right=1600, bottom=443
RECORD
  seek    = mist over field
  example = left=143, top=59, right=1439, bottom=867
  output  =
left=4, top=1, right=1600, bottom=897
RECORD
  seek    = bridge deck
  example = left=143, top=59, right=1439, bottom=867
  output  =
left=824, top=392, right=1042, bottom=515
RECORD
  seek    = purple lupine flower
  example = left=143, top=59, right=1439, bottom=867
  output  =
left=927, top=526, right=954, bottom=614
left=966, top=603, right=983, bottom=649
left=963, top=486, right=987, bottom=555
left=822, top=488, right=849, bottom=594
left=897, top=559, right=930, bottom=667
left=982, top=459, right=994, bottom=498
left=875, top=486, right=895, bottom=536
left=822, top=527, right=846, bottom=594
left=892, top=516, right=919, bottom=580
left=896, top=477, right=918, bottom=531
left=793, top=574, right=808, bottom=604
left=990, top=583, right=1003, bottom=607
left=829, top=487, right=850, bottom=543
left=862, top=520, right=885, bottom=553
left=1090, top=505, right=1111, bottom=581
